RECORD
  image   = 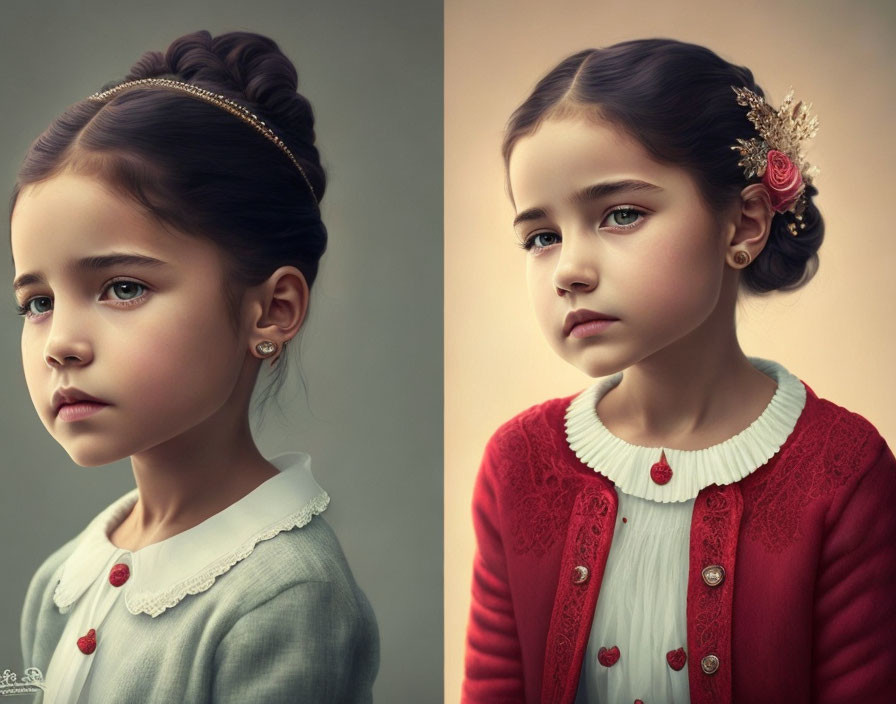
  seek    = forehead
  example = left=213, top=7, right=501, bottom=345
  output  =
left=11, top=173, right=207, bottom=272
left=507, top=115, right=683, bottom=208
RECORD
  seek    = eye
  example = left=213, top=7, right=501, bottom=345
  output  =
left=103, top=280, right=146, bottom=301
left=601, top=207, right=645, bottom=230
left=521, top=232, right=561, bottom=251
left=15, top=296, right=53, bottom=319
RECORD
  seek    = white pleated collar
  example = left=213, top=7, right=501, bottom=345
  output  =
left=565, top=358, right=806, bottom=503
left=53, top=452, right=329, bottom=618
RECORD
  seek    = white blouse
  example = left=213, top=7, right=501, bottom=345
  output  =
left=567, top=358, right=806, bottom=704
left=41, top=452, right=329, bottom=704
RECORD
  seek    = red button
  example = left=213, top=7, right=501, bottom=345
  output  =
left=597, top=645, right=620, bottom=667
left=650, top=452, right=673, bottom=485
left=667, top=647, right=687, bottom=671
left=109, top=563, right=130, bottom=587
left=77, top=628, right=97, bottom=654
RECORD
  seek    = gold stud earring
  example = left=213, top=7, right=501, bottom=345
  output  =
left=255, top=340, right=278, bottom=358
left=733, top=250, right=752, bottom=267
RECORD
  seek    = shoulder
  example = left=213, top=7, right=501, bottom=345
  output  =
left=474, top=392, right=592, bottom=534
left=213, top=517, right=379, bottom=701
left=216, top=515, right=376, bottom=631
left=482, top=393, right=579, bottom=465
left=793, top=383, right=890, bottom=473
left=493, top=393, right=577, bottom=435
left=800, top=388, right=896, bottom=522
left=743, top=380, right=895, bottom=545
left=244, top=515, right=363, bottom=588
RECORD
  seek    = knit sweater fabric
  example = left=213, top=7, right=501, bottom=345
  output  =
left=21, top=452, right=378, bottom=703
left=462, top=362, right=896, bottom=704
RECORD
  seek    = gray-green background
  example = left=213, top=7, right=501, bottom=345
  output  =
left=0, top=1, right=443, bottom=701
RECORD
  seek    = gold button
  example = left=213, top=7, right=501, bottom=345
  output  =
left=572, top=565, right=589, bottom=584
left=701, top=565, right=725, bottom=587
left=701, top=654, right=720, bottom=674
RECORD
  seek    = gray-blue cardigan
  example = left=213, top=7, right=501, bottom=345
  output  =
left=20, top=455, right=378, bottom=703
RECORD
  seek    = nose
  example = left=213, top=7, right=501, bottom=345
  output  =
left=552, top=233, right=598, bottom=296
left=44, top=310, right=93, bottom=368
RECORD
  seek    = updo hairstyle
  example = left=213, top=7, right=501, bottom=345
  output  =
left=10, top=29, right=326, bottom=396
left=502, top=38, right=824, bottom=294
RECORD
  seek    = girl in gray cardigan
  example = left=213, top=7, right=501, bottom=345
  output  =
left=11, top=29, right=378, bottom=703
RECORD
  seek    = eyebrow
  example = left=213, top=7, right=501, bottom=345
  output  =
left=13, top=252, right=168, bottom=292
left=512, top=179, right=663, bottom=227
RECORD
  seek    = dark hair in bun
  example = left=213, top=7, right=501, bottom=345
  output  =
left=10, top=30, right=326, bottom=399
left=502, top=38, right=824, bottom=294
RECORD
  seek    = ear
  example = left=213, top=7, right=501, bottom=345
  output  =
left=245, top=266, right=310, bottom=364
left=725, top=183, right=774, bottom=269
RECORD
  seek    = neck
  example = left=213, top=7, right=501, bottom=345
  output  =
left=110, top=359, right=277, bottom=551
left=598, top=289, right=777, bottom=450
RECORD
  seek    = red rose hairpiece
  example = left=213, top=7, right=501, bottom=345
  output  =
left=730, top=86, right=819, bottom=235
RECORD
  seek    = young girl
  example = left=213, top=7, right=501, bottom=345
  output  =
left=12, top=30, right=377, bottom=702
left=462, top=39, right=896, bottom=704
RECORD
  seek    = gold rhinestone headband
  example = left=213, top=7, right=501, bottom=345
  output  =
left=88, top=78, right=318, bottom=203
left=730, top=86, right=819, bottom=236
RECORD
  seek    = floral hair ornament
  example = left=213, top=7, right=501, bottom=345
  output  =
left=730, top=86, right=819, bottom=236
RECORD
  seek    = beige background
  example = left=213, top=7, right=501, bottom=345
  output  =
left=444, top=0, right=896, bottom=699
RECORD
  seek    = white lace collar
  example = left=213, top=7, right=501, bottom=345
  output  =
left=565, top=357, right=806, bottom=503
left=53, top=452, right=329, bottom=618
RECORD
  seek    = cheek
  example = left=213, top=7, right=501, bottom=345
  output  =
left=20, top=330, right=45, bottom=391
left=111, top=297, right=242, bottom=398
left=117, top=340, right=240, bottom=425
left=639, top=229, right=724, bottom=317
left=19, top=332, right=59, bottom=432
left=526, top=257, right=556, bottom=320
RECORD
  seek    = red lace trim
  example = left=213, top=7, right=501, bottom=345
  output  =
left=494, top=404, right=585, bottom=557
left=742, top=399, right=878, bottom=552
left=687, top=484, right=742, bottom=704
left=541, top=484, right=617, bottom=704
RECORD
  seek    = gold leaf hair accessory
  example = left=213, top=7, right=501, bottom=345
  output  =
left=730, top=86, right=819, bottom=235
left=88, top=78, right=318, bottom=204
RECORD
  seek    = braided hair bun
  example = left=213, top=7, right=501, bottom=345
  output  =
left=123, top=30, right=325, bottom=201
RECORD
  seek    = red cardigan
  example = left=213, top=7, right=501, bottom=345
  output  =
left=462, top=382, right=896, bottom=703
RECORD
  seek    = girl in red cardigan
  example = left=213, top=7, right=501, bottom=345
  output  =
left=462, top=39, right=896, bottom=704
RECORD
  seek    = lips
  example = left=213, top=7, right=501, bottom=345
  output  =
left=52, top=388, right=110, bottom=415
left=563, top=309, right=619, bottom=337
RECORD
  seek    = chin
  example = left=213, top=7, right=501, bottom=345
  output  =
left=560, top=346, right=632, bottom=379
left=574, top=361, right=625, bottom=379
left=61, top=443, right=129, bottom=468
